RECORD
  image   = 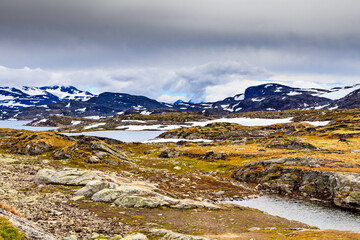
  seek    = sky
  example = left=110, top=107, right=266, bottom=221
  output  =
left=1, top=0, right=360, bottom=102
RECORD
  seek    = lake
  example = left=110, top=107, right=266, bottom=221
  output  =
left=0, top=120, right=58, bottom=131
left=231, top=195, right=360, bottom=231
left=62, top=130, right=165, bottom=142
left=0, top=120, right=163, bottom=142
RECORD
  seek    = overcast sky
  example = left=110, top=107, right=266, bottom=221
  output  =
left=1, top=0, right=360, bottom=102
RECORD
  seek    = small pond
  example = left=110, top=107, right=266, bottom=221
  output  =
left=231, top=195, right=360, bottom=231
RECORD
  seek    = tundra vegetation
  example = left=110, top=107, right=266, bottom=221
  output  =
left=1, top=109, right=360, bottom=239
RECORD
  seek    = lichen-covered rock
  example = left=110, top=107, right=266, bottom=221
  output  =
left=200, top=150, right=227, bottom=160
left=159, top=149, right=180, bottom=158
left=149, top=228, right=213, bottom=240
left=34, top=168, right=101, bottom=186
left=171, top=199, right=219, bottom=210
left=260, top=138, right=318, bottom=150
left=91, top=188, right=122, bottom=202
left=21, top=141, right=51, bottom=155
left=87, top=156, right=100, bottom=163
left=53, top=149, right=71, bottom=160
left=121, top=233, right=148, bottom=240
left=114, top=195, right=161, bottom=208
left=75, top=180, right=118, bottom=197
left=233, top=157, right=360, bottom=211
left=95, top=151, right=107, bottom=159
left=89, top=142, right=128, bottom=160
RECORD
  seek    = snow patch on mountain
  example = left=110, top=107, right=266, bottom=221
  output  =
left=321, top=84, right=360, bottom=100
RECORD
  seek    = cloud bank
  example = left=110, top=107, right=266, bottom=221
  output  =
left=0, top=62, right=272, bottom=102
left=0, top=0, right=360, bottom=77
left=1, top=62, right=357, bottom=103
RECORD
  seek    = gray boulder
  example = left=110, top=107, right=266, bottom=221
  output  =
left=34, top=168, right=101, bottom=186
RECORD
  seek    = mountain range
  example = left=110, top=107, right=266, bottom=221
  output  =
left=1, top=83, right=360, bottom=120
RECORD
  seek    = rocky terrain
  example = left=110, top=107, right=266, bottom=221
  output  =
left=1, top=108, right=360, bottom=239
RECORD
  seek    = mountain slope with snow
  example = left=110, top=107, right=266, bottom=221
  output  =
left=0, top=85, right=94, bottom=109
left=1, top=82, right=360, bottom=120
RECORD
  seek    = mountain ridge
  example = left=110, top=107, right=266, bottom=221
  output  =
left=1, top=83, right=360, bottom=119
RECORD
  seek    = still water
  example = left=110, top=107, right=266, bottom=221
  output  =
left=62, top=130, right=164, bottom=142
left=0, top=121, right=163, bottom=142
left=0, top=120, right=58, bottom=131
left=232, top=195, right=360, bottom=231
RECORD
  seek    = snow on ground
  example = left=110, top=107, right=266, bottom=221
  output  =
left=143, top=138, right=213, bottom=143
left=0, top=95, right=15, bottom=100
left=321, top=85, right=360, bottom=100
left=190, top=118, right=293, bottom=127
left=116, top=124, right=187, bottom=131
left=21, top=87, right=46, bottom=96
left=71, top=120, right=82, bottom=125
left=303, top=121, right=330, bottom=126
left=84, top=116, right=101, bottom=120
left=84, top=123, right=105, bottom=130
left=122, top=120, right=148, bottom=123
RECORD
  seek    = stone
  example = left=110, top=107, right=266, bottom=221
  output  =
left=149, top=228, right=213, bottom=240
left=87, top=156, right=100, bottom=163
left=91, top=189, right=122, bottom=203
left=114, top=195, right=160, bottom=208
left=260, top=138, right=318, bottom=150
left=265, top=227, right=277, bottom=231
left=201, top=150, right=227, bottom=160
left=34, top=168, right=102, bottom=186
left=70, top=196, right=84, bottom=201
left=121, top=233, right=148, bottom=240
left=75, top=180, right=118, bottom=197
left=62, top=235, right=77, bottom=240
left=22, top=141, right=51, bottom=155
left=89, top=142, right=128, bottom=160
left=53, top=149, right=71, bottom=160
left=248, top=227, right=261, bottom=231
left=95, top=151, right=108, bottom=159
left=171, top=199, right=219, bottom=210
left=159, top=149, right=180, bottom=158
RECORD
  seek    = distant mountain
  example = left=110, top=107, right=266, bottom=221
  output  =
left=330, top=88, right=360, bottom=109
left=1, top=82, right=360, bottom=120
left=206, top=83, right=332, bottom=112
left=0, top=85, right=93, bottom=109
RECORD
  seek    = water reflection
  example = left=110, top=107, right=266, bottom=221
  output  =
left=232, top=195, right=360, bottom=231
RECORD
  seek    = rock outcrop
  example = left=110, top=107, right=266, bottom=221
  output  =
left=259, top=138, right=318, bottom=150
left=35, top=168, right=219, bottom=210
left=34, top=168, right=102, bottom=186
left=148, top=228, right=213, bottom=240
left=232, top=157, right=360, bottom=211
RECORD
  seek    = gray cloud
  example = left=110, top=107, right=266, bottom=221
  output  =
left=0, top=62, right=272, bottom=102
left=0, top=0, right=360, bottom=72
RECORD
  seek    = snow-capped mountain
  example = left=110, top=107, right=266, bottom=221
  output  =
left=320, top=84, right=360, bottom=100
left=204, top=83, right=332, bottom=112
left=1, top=82, right=360, bottom=120
left=0, top=86, right=93, bottom=109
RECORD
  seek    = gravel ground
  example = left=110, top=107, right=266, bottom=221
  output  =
left=0, top=154, right=134, bottom=239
